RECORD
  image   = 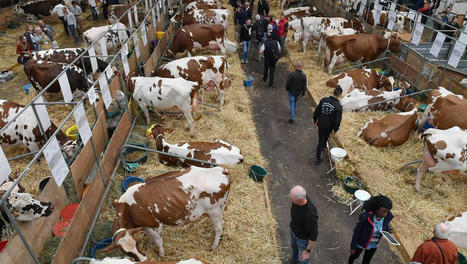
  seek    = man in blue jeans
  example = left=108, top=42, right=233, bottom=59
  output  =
left=240, top=19, right=252, bottom=64
left=289, top=185, right=318, bottom=264
left=285, top=61, right=307, bottom=123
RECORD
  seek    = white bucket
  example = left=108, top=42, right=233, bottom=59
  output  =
left=330, top=147, right=347, bottom=162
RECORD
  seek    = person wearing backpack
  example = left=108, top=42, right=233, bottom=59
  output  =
left=252, top=15, right=266, bottom=61
left=411, top=223, right=458, bottom=264
left=260, top=33, right=281, bottom=88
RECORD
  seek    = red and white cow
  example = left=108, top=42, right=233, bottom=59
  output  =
left=317, top=28, right=359, bottom=62
left=445, top=212, right=467, bottom=249
left=167, top=24, right=237, bottom=58
left=289, top=17, right=365, bottom=51
left=104, top=166, right=231, bottom=260
left=128, top=76, right=199, bottom=135
left=283, top=6, right=323, bottom=21
left=365, top=10, right=408, bottom=33
left=358, top=109, right=417, bottom=147
left=0, top=100, right=76, bottom=158
left=415, top=126, right=467, bottom=191
left=152, top=55, right=229, bottom=105
left=326, top=69, right=395, bottom=95
left=82, top=23, right=129, bottom=56
left=90, top=257, right=209, bottom=264
left=416, top=87, right=467, bottom=130
left=171, top=9, right=230, bottom=33
left=149, top=124, right=243, bottom=167
left=185, top=1, right=223, bottom=11
left=182, top=0, right=220, bottom=4
left=340, top=88, right=416, bottom=112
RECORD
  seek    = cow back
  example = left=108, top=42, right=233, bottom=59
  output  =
left=431, top=95, right=467, bottom=130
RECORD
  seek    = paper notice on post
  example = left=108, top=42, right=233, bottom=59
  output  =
left=122, top=42, right=129, bottom=55
left=0, top=147, right=11, bottom=185
left=411, top=22, right=424, bottom=46
left=99, top=37, right=108, bottom=58
left=459, top=33, right=467, bottom=45
left=374, top=4, right=382, bottom=24
left=121, top=51, right=130, bottom=76
left=105, top=65, right=113, bottom=79
left=145, top=0, right=148, bottom=12
left=430, top=32, right=446, bottom=57
left=99, top=75, right=112, bottom=109
left=390, top=2, right=396, bottom=11
left=448, top=41, right=466, bottom=68
left=408, top=10, right=416, bottom=20
left=152, top=8, right=157, bottom=27
left=353, top=0, right=358, bottom=10
left=162, top=0, right=166, bottom=14
left=44, top=136, right=70, bottom=187
left=387, top=11, right=397, bottom=30
left=358, top=0, right=367, bottom=16
left=74, top=103, right=92, bottom=145
left=88, top=46, right=98, bottom=73
left=134, top=6, right=139, bottom=24
left=134, top=35, right=140, bottom=58
left=142, top=24, right=148, bottom=45
left=58, top=73, right=73, bottom=102
left=149, top=0, right=152, bottom=8
left=156, top=2, right=160, bottom=21
left=35, top=96, right=51, bottom=130
left=127, top=11, right=133, bottom=29
left=87, top=86, right=97, bottom=105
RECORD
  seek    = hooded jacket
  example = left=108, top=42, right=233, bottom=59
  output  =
left=350, top=211, right=394, bottom=250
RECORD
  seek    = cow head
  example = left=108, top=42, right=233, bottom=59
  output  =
left=388, top=36, right=402, bottom=53
left=126, top=72, right=138, bottom=93
left=350, top=17, right=365, bottom=33
left=7, top=192, right=53, bottom=221
left=395, top=96, right=419, bottom=112
left=12, top=5, right=24, bottom=15
left=379, top=76, right=395, bottom=91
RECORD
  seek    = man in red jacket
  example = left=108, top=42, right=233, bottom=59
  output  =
left=16, top=35, right=33, bottom=64
left=411, top=223, right=458, bottom=264
left=277, top=14, right=288, bottom=55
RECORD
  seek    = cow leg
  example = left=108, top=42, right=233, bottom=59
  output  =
left=144, top=226, right=164, bottom=257
left=180, top=103, right=195, bottom=137
left=415, top=162, right=427, bottom=192
left=218, top=84, right=225, bottom=106
left=141, top=105, right=151, bottom=125
left=207, top=208, right=224, bottom=251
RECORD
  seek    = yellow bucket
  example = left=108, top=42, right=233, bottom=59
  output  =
left=156, top=31, right=165, bottom=39
left=374, top=68, right=382, bottom=73
left=66, top=125, right=79, bottom=140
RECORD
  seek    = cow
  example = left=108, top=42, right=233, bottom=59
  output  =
left=364, top=10, right=408, bottom=33
left=90, top=257, right=209, bottom=264
left=182, top=0, right=220, bottom=5
left=317, top=28, right=359, bottom=62
left=148, top=124, right=243, bottom=167
left=23, top=60, right=93, bottom=94
left=12, top=0, right=60, bottom=19
left=108, top=4, right=146, bottom=26
left=283, top=6, right=324, bottom=21
left=324, top=32, right=401, bottom=74
left=289, top=17, right=365, bottom=52
left=102, top=166, right=231, bottom=260
left=326, top=69, right=395, bottom=95
left=445, top=212, right=467, bottom=249
left=416, top=87, right=467, bottom=130
left=357, top=109, right=417, bottom=147
left=152, top=55, right=229, bottom=105
left=0, top=99, right=77, bottom=158
left=83, top=23, right=129, bottom=56
left=415, top=126, right=467, bottom=191
left=171, top=9, right=230, bottom=33
left=129, top=75, right=199, bottom=135
left=31, top=48, right=108, bottom=74
left=167, top=24, right=237, bottom=58
left=185, top=1, right=224, bottom=12
left=340, top=88, right=416, bottom=112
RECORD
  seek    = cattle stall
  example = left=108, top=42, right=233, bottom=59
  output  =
left=0, top=0, right=179, bottom=263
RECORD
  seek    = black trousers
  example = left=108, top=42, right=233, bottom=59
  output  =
left=348, top=247, right=377, bottom=264
left=263, top=60, right=276, bottom=87
left=103, top=3, right=109, bottom=19
left=317, top=127, right=332, bottom=160
left=59, top=16, right=69, bottom=36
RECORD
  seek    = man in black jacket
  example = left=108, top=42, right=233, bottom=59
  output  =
left=252, top=15, right=266, bottom=61
left=257, top=0, right=270, bottom=17
left=240, top=19, right=252, bottom=64
left=312, top=87, right=343, bottom=164
left=289, top=185, right=318, bottom=264
left=260, top=33, right=280, bottom=87
left=286, top=61, right=307, bottom=123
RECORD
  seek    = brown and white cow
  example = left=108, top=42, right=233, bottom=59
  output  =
left=82, top=23, right=129, bottom=56
left=90, top=257, right=209, bottom=264
left=152, top=55, right=229, bottom=105
left=149, top=124, right=243, bottom=167
left=103, top=166, right=231, bottom=260
left=171, top=9, right=230, bottom=33
left=282, top=6, right=323, bottom=21
left=326, top=69, right=395, bottom=95
left=108, top=4, right=146, bottom=26
left=182, top=0, right=220, bottom=5
left=364, top=10, right=408, bottom=33
left=23, top=60, right=93, bottom=94
left=340, top=88, right=416, bottom=112
left=129, top=75, right=199, bottom=135
left=324, top=32, right=401, bottom=74
left=358, top=109, right=417, bottom=147
left=0, top=100, right=76, bottom=158
left=445, top=211, right=467, bottom=249
left=317, top=28, right=359, bottom=62
left=167, top=24, right=237, bottom=58
left=185, top=1, right=224, bottom=12
left=31, top=48, right=108, bottom=74
left=12, top=0, right=60, bottom=19
left=415, top=126, right=467, bottom=191
left=416, top=87, right=467, bottom=130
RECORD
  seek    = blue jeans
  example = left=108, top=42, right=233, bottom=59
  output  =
left=291, top=229, right=310, bottom=264
left=69, top=24, right=78, bottom=43
left=279, top=36, right=286, bottom=54
left=241, top=40, right=250, bottom=61
left=91, top=7, right=98, bottom=20
left=288, top=92, right=299, bottom=120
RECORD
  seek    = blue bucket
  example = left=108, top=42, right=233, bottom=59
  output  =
left=243, top=76, right=254, bottom=87
left=23, top=83, right=32, bottom=95
left=90, top=238, right=113, bottom=258
left=422, top=121, right=434, bottom=132
left=122, top=176, right=145, bottom=192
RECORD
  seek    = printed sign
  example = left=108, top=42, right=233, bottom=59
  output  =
left=374, top=3, right=382, bottom=25
left=447, top=41, right=466, bottom=68
left=99, top=74, right=112, bottom=109
left=134, top=6, right=139, bottom=24
left=142, top=23, right=148, bottom=45
left=145, top=0, right=148, bottom=12
left=390, top=2, right=396, bottom=11
left=353, top=0, right=359, bottom=10
left=43, top=136, right=70, bottom=187
left=128, top=11, right=133, bottom=29
left=99, top=38, right=108, bottom=58
left=134, top=35, right=140, bottom=58
left=358, top=0, right=367, bottom=16
left=35, top=96, right=51, bottom=130
left=387, top=10, right=397, bottom=30
left=156, top=2, right=160, bottom=21
left=408, top=10, right=416, bottom=20
left=73, top=103, right=91, bottom=145
left=121, top=51, right=130, bottom=77
left=152, top=8, right=157, bottom=26
left=105, top=65, right=113, bottom=79
left=0, top=147, right=11, bottom=185
left=411, top=22, right=424, bottom=46
left=88, top=46, right=98, bottom=73
left=87, top=86, right=97, bottom=105
left=459, top=33, right=467, bottom=45
left=122, top=42, right=129, bottom=55
left=58, top=73, right=73, bottom=102
left=430, top=32, right=446, bottom=57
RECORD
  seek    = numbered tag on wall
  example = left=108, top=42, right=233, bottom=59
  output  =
left=430, top=32, right=446, bottom=57
left=88, top=46, right=98, bottom=73
left=105, top=65, right=113, bottom=79
left=134, top=35, right=140, bottom=58
left=145, top=0, right=148, bottom=12
left=87, top=86, right=97, bottom=105
left=411, top=22, right=424, bottom=46
left=358, top=0, right=367, bottom=16
left=448, top=41, right=466, bottom=68
left=99, top=38, right=108, bottom=59
left=99, top=74, right=113, bottom=110
left=408, top=10, right=416, bottom=21
left=73, top=103, right=92, bottom=145
left=387, top=11, right=397, bottom=31
left=142, top=24, right=148, bottom=45
left=121, top=51, right=130, bottom=77
left=0, top=146, right=11, bottom=185
left=152, top=8, right=157, bottom=27
left=35, top=96, right=51, bottom=130
left=156, top=2, right=160, bottom=21
left=58, top=73, right=73, bottom=102
left=374, top=3, right=382, bottom=25
left=128, top=11, right=133, bottom=29
left=134, top=6, right=139, bottom=24
left=43, top=136, right=70, bottom=187
left=390, top=2, right=396, bottom=11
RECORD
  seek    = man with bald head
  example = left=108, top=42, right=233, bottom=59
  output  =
left=411, top=223, right=458, bottom=264
left=289, top=185, right=318, bottom=264
left=285, top=61, right=307, bottom=124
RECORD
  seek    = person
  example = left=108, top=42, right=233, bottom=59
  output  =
left=419, top=1, right=434, bottom=24
left=240, top=19, right=252, bottom=64
left=243, top=2, right=252, bottom=20
left=101, top=0, right=108, bottom=19
left=257, top=0, right=269, bottom=17
left=445, top=16, right=460, bottom=42
left=286, top=62, right=307, bottom=123
left=38, top=20, right=56, bottom=45
left=269, top=16, right=279, bottom=40
left=89, top=0, right=98, bottom=21
left=411, top=223, right=458, bottom=264
left=53, top=1, right=69, bottom=36
left=79, top=0, right=86, bottom=13
left=348, top=195, right=394, bottom=264
left=312, top=87, right=342, bottom=164
left=64, top=7, right=79, bottom=43
left=32, top=27, right=45, bottom=51
left=72, top=1, right=83, bottom=34
left=440, top=10, right=449, bottom=23
left=277, top=14, right=288, bottom=55
left=413, top=0, right=425, bottom=11
left=445, top=7, right=454, bottom=22
left=252, top=14, right=266, bottom=61
left=16, top=35, right=33, bottom=64
left=237, top=4, right=248, bottom=26
left=260, top=33, right=280, bottom=88
left=289, top=185, right=318, bottom=264
left=23, top=24, right=36, bottom=51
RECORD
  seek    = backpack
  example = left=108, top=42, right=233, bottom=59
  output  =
left=266, top=39, right=280, bottom=62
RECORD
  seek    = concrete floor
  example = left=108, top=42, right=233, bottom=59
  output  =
left=241, top=55, right=404, bottom=264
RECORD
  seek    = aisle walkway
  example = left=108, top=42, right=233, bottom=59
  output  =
left=242, top=57, right=403, bottom=263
